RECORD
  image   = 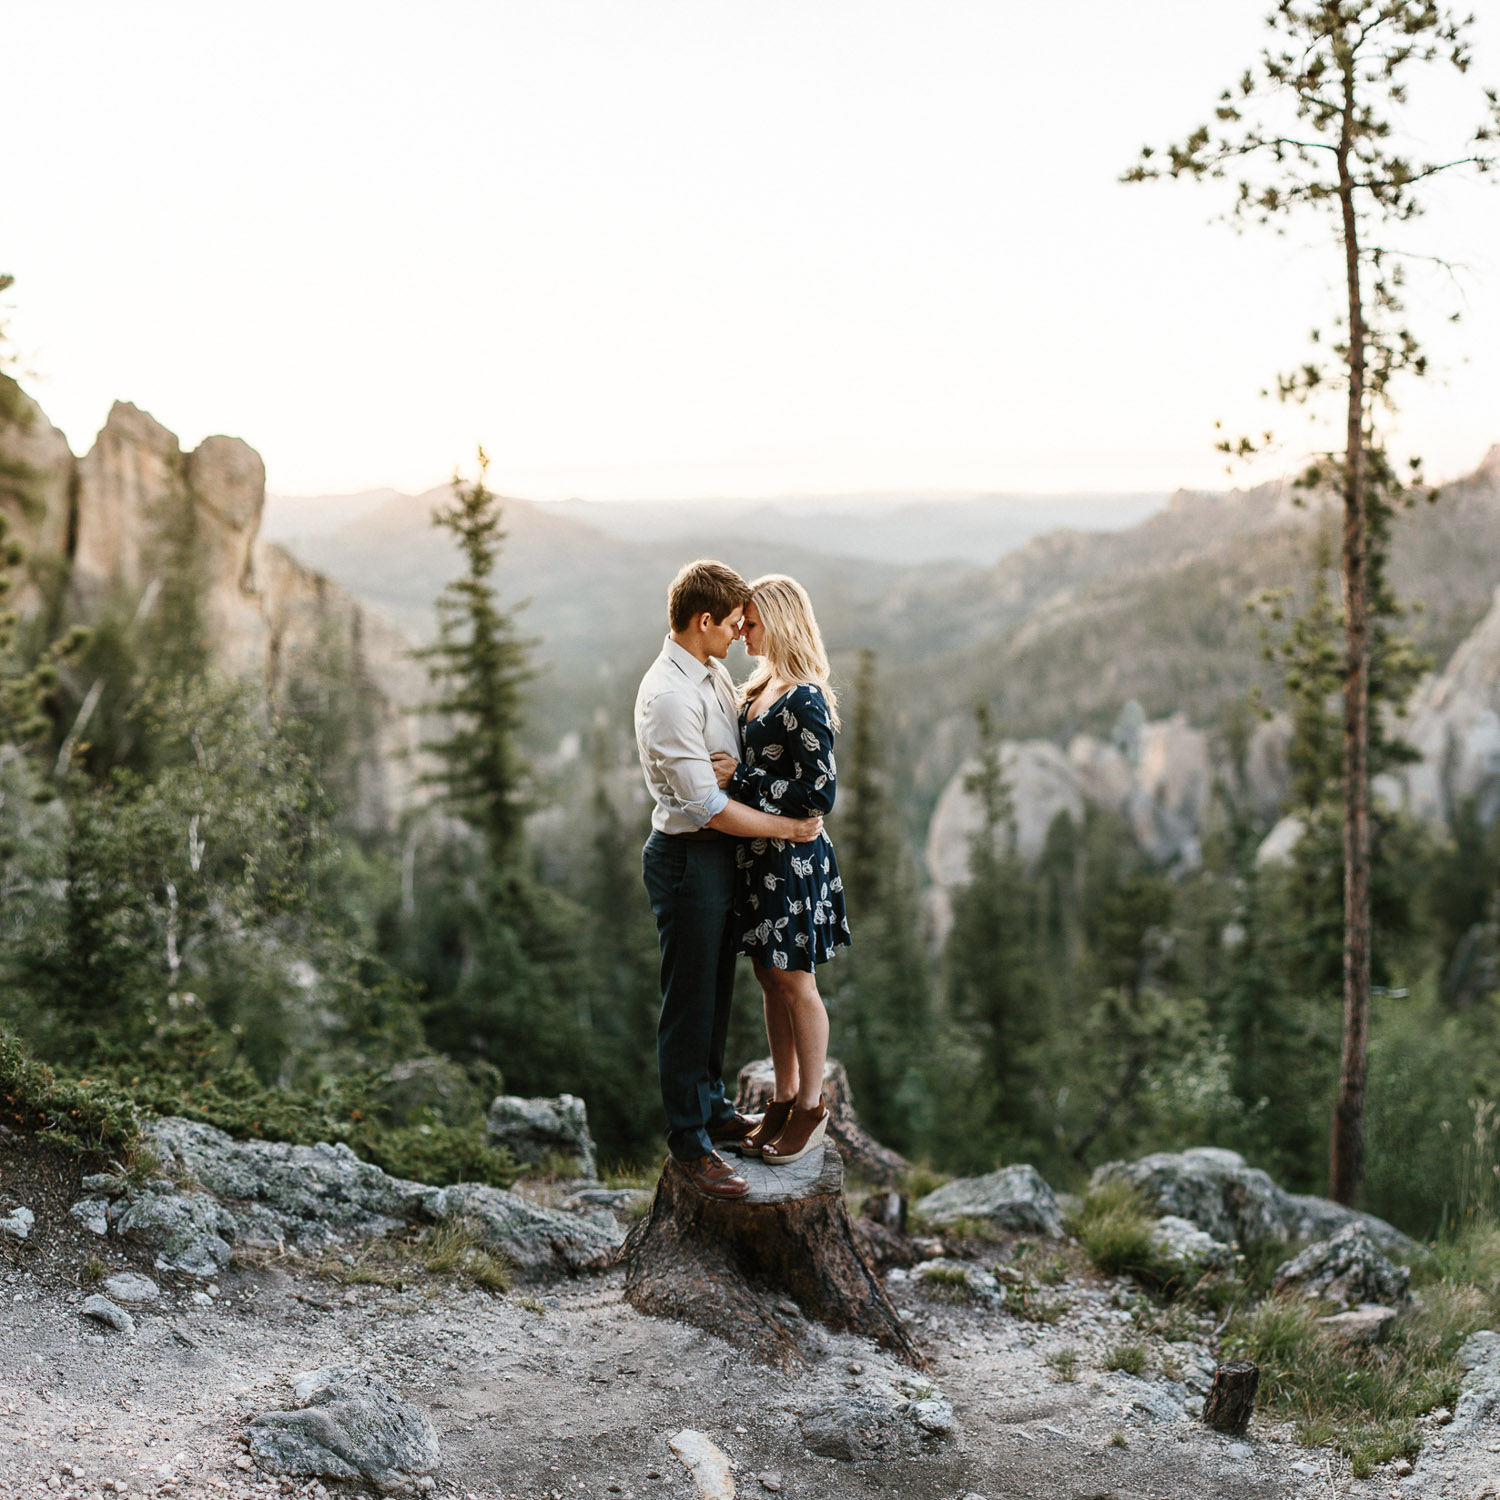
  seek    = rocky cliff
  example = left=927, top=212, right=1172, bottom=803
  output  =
left=1, top=391, right=430, bottom=833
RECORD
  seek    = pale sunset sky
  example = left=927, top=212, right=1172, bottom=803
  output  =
left=6, top=1, right=1498, bottom=502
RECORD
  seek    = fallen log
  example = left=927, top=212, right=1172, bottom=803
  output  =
left=734, top=1058, right=910, bottom=1187
left=621, top=1140, right=925, bottom=1369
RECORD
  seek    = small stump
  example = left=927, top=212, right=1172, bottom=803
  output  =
left=622, top=1141, right=925, bottom=1368
left=1202, top=1360, right=1260, bottom=1435
left=735, top=1058, right=910, bottom=1186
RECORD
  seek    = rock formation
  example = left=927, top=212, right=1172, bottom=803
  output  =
left=0, top=391, right=432, bottom=833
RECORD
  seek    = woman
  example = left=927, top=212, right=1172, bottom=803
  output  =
left=711, top=574, right=850, bottom=1166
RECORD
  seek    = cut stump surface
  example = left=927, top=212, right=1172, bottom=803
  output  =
left=622, top=1141, right=924, bottom=1369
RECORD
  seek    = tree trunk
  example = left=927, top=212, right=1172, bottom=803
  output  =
left=735, top=1057, right=911, bottom=1187
left=1201, top=1360, right=1260, bottom=1434
left=1330, top=81, right=1372, bottom=1208
left=621, top=1140, right=925, bottom=1369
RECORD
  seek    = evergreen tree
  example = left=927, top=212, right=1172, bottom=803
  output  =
left=1127, top=2, right=1498, bottom=1200
left=823, top=651, right=935, bottom=1152
left=417, top=449, right=532, bottom=865
left=942, top=704, right=1040, bottom=1157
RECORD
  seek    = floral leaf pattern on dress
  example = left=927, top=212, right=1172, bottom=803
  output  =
left=725, top=683, right=851, bottom=974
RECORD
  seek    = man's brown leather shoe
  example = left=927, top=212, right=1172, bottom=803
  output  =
left=679, top=1150, right=751, bottom=1199
left=707, top=1111, right=762, bottom=1150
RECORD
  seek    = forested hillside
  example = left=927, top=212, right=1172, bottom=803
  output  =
left=5, top=369, right=1500, bottom=1242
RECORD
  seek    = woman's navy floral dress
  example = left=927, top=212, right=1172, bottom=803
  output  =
left=728, top=682, right=851, bottom=972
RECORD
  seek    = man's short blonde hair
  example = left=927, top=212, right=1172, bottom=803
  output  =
left=668, top=559, right=752, bottom=633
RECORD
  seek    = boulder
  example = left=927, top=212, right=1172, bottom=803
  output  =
left=421, top=1182, right=621, bottom=1274
left=798, top=1384, right=956, bottom=1461
left=79, top=1295, right=135, bottom=1334
left=1316, top=1304, right=1400, bottom=1346
left=370, top=1057, right=484, bottom=1128
left=1273, top=1222, right=1411, bottom=1307
left=1090, top=1147, right=1410, bottom=1251
left=913, top=1164, right=1065, bottom=1239
left=247, top=1365, right=440, bottom=1494
left=0, top=1205, right=34, bottom=1242
left=102, top=1272, right=160, bottom=1304
left=485, top=1093, right=597, bottom=1180
left=115, top=1188, right=236, bottom=1277
left=145, top=1117, right=430, bottom=1246
left=1147, top=1214, right=1233, bottom=1275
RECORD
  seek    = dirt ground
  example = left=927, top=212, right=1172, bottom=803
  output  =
left=0, top=1132, right=1490, bottom=1500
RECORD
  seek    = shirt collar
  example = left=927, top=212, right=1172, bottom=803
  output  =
left=663, top=634, right=717, bottom=683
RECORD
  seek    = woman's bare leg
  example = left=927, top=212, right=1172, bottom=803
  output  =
left=754, top=961, right=799, bottom=1102
left=756, top=965, right=828, bottom=1111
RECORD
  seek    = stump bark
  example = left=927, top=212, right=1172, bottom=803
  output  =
left=734, top=1058, right=910, bottom=1187
left=621, top=1140, right=925, bottom=1369
left=1201, top=1360, right=1260, bottom=1434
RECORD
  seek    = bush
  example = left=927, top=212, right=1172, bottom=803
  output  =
left=0, top=1033, right=516, bottom=1189
left=1070, top=1180, right=1183, bottom=1290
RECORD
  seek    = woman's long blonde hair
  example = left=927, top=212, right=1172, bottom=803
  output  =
left=739, top=574, right=840, bottom=729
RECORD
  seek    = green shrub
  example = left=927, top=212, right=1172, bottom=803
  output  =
left=1070, top=1180, right=1182, bottom=1290
left=0, top=1032, right=140, bottom=1155
left=1103, top=1341, right=1148, bottom=1376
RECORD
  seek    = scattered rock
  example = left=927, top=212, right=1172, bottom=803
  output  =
left=1118, top=1375, right=1189, bottom=1423
left=421, top=1181, right=621, bottom=1275
left=101, top=1272, right=160, bottom=1304
left=485, top=1093, right=597, bottom=1180
left=1316, top=1304, right=1399, bottom=1346
left=1273, top=1222, right=1411, bottom=1307
left=81, top=1172, right=129, bottom=1197
left=798, top=1386, right=956, bottom=1461
left=0, top=1205, right=34, bottom=1242
left=1091, top=1147, right=1411, bottom=1250
left=68, top=1198, right=111, bottom=1236
left=913, top=1164, right=1065, bottom=1238
left=79, top=1295, right=135, bottom=1334
left=247, top=1365, right=440, bottom=1494
left=115, top=1188, right=236, bottom=1276
left=757, top=1473, right=783, bottom=1493
left=1148, top=1214, right=1233, bottom=1275
left=666, top=1430, right=733, bottom=1500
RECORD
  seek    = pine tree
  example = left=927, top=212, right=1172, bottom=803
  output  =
left=1126, top=2, right=1499, bottom=1201
left=417, top=449, right=532, bottom=865
left=824, top=651, right=935, bottom=1151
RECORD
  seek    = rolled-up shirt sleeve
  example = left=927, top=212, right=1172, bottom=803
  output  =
left=639, top=690, right=729, bottom=828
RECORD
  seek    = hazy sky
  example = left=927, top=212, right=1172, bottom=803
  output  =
left=6, top=1, right=1498, bottom=501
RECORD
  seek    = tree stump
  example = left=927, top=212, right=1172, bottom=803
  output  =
left=734, top=1058, right=910, bottom=1187
left=621, top=1140, right=925, bottom=1369
left=1201, top=1360, right=1259, bottom=1434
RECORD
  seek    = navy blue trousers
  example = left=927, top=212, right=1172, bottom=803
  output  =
left=641, top=831, right=739, bottom=1161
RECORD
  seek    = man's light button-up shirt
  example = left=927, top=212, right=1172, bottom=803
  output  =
left=634, top=636, right=743, bottom=835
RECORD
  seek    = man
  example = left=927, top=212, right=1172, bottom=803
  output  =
left=635, top=559, right=824, bottom=1199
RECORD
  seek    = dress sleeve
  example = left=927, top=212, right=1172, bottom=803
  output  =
left=728, top=687, right=836, bottom=817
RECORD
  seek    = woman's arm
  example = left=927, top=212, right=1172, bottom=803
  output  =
left=727, top=688, right=836, bottom=818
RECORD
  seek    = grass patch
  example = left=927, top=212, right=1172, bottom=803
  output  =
left=1222, top=1294, right=1455, bottom=1478
left=1103, top=1341, right=1148, bottom=1376
left=1069, top=1181, right=1184, bottom=1292
left=899, top=1164, right=949, bottom=1201
left=1045, top=1346, right=1081, bottom=1381
left=919, top=1265, right=976, bottom=1303
left=80, top=1256, right=106, bottom=1285
left=308, top=1220, right=511, bottom=1295
left=994, top=1264, right=1067, bottom=1324
left=939, top=1214, right=1003, bottom=1245
left=1108, top=1429, right=1128, bottom=1448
